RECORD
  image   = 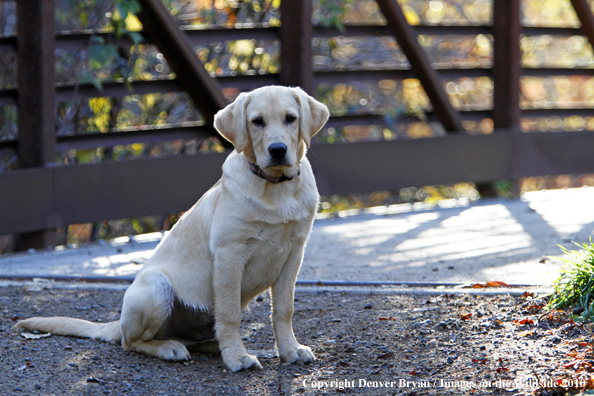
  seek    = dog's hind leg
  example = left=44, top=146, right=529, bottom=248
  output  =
left=119, top=269, right=191, bottom=361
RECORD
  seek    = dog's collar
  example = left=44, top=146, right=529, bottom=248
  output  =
left=249, top=162, right=296, bottom=184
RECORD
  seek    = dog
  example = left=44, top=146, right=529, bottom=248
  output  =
left=15, top=85, right=330, bottom=372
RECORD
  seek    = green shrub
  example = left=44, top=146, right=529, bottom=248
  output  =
left=548, top=239, right=594, bottom=317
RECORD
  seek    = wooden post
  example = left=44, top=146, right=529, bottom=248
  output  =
left=375, top=0, right=463, bottom=133
left=15, top=0, right=57, bottom=249
left=280, top=0, right=313, bottom=93
left=137, top=0, right=228, bottom=133
left=478, top=0, right=521, bottom=198
left=492, top=0, right=521, bottom=130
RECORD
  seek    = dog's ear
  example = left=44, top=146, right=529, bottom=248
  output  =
left=214, top=92, right=250, bottom=153
left=292, top=87, right=330, bottom=147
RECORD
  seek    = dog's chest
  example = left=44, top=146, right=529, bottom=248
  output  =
left=240, top=221, right=306, bottom=296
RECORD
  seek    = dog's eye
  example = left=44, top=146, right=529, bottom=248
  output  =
left=285, top=114, right=296, bottom=124
left=252, top=117, right=264, bottom=126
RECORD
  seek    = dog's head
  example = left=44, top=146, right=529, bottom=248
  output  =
left=214, top=86, right=329, bottom=178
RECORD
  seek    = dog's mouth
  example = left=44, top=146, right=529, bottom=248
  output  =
left=265, top=160, right=292, bottom=169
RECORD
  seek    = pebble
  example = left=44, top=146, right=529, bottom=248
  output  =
left=435, top=322, right=448, bottom=330
left=364, top=303, right=372, bottom=309
left=446, top=357, right=455, bottom=364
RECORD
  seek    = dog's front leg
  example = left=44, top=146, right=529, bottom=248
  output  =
left=214, top=252, right=262, bottom=372
left=271, top=246, right=315, bottom=364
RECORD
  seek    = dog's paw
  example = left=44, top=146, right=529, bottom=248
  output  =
left=280, top=344, right=316, bottom=364
left=223, top=352, right=262, bottom=372
left=158, top=341, right=191, bottom=361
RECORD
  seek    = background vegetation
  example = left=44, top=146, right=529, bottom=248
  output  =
left=1, top=0, right=594, bottom=251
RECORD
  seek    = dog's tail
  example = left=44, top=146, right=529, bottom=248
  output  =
left=14, top=317, right=122, bottom=343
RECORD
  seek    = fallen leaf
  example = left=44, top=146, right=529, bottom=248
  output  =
left=378, top=317, right=397, bottom=321
left=21, top=332, right=51, bottom=340
left=514, top=318, right=534, bottom=325
left=459, top=313, right=472, bottom=320
left=466, top=281, right=510, bottom=288
left=562, top=360, right=581, bottom=368
left=472, top=358, right=487, bottom=364
left=409, top=370, right=419, bottom=376
left=522, top=291, right=535, bottom=298
left=495, top=367, right=509, bottom=372
left=17, top=363, right=32, bottom=371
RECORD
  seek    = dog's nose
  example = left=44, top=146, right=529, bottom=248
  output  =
left=268, top=143, right=287, bottom=160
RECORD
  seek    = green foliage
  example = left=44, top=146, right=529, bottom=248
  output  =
left=493, top=180, right=516, bottom=199
left=112, top=0, right=143, bottom=43
left=548, top=239, right=594, bottom=317
left=317, top=0, right=353, bottom=32
left=83, top=0, right=143, bottom=91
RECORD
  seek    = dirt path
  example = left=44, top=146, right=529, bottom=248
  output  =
left=3, top=188, right=594, bottom=287
left=1, top=283, right=592, bottom=395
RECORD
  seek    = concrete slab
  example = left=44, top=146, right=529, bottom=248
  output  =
left=1, top=187, right=593, bottom=286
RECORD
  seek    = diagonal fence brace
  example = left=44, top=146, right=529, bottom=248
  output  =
left=375, top=0, right=463, bottom=133
left=570, top=0, right=594, bottom=54
left=137, top=0, right=229, bottom=141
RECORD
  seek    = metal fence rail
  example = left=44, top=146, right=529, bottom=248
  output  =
left=2, top=0, right=594, bottom=249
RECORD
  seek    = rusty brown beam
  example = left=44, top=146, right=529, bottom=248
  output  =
left=374, top=0, right=463, bottom=133
left=570, top=0, right=594, bottom=54
left=4, top=131, right=594, bottom=234
left=136, top=0, right=228, bottom=131
left=280, top=0, right=313, bottom=93
left=17, top=0, right=55, bottom=168
left=15, top=0, right=57, bottom=249
left=492, top=0, right=521, bottom=130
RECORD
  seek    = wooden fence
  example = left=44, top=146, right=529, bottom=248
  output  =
left=2, top=0, right=594, bottom=249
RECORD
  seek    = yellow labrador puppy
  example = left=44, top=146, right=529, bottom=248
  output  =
left=15, top=86, right=330, bottom=372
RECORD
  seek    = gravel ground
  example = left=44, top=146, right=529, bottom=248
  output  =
left=1, top=283, right=594, bottom=396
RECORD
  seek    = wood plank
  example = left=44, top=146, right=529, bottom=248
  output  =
left=4, top=131, right=594, bottom=234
